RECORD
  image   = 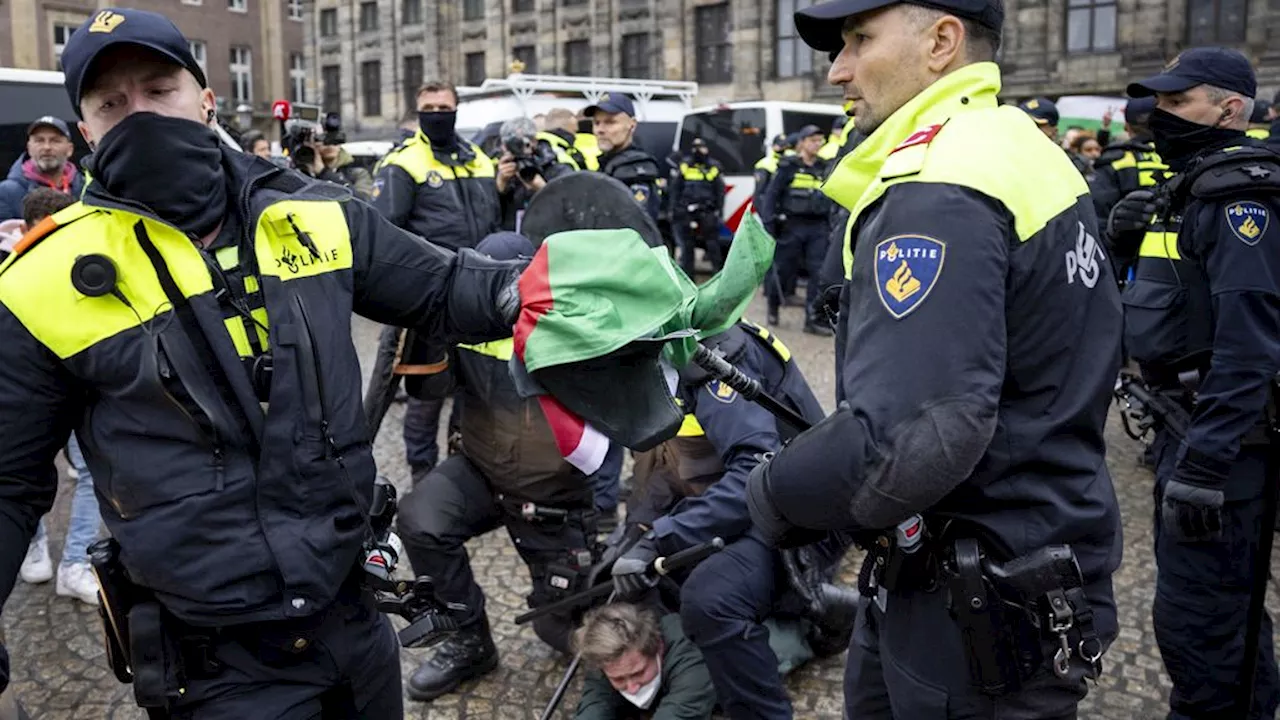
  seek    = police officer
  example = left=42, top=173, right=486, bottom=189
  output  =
left=1089, top=96, right=1169, bottom=280
left=760, top=125, right=833, bottom=335
left=670, top=138, right=726, bottom=277
left=0, top=8, right=523, bottom=717
left=1125, top=48, right=1280, bottom=720
left=538, top=107, right=594, bottom=171
left=611, top=321, right=854, bottom=719
left=374, top=79, right=503, bottom=483
left=746, top=0, right=1123, bottom=715
left=394, top=232, right=600, bottom=700
left=1018, top=97, right=1061, bottom=144
left=585, top=93, right=663, bottom=223
left=753, top=134, right=791, bottom=216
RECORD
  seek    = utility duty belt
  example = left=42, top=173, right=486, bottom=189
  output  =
left=862, top=519, right=1103, bottom=697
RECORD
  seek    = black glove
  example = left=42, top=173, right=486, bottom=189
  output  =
left=781, top=545, right=827, bottom=619
left=1107, top=189, right=1158, bottom=237
left=1163, top=450, right=1229, bottom=542
left=747, top=455, right=826, bottom=548
left=611, top=530, right=660, bottom=600
left=496, top=273, right=522, bottom=327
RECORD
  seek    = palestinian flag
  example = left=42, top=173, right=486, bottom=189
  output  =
left=513, top=214, right=775, bottom=473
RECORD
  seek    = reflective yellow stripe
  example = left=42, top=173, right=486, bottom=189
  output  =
left=1110, top=151, right=1138, bottom=171
left=680, top=163, right=720, bottom=182
left=244, top=275, right=260, bottom=293
left=754, top=155, right=778, bottom=173
left=0, top=209, right=214, bottom=359
left=251, top=307, right=270, bottom=348
left=1247, top=127, right=1270, bottom=140
left=215, top=246, right=239, bottom=271
left=741, top=320, right=792, bottom=362
left=538, top=131, right=581, bottom=171
left=457, top=337, right=515, bottom=360
left=791, top=172, right=823, bottom=190
left=575, top=133, right=601, bottom=171
left=1139, top=231, right=1181, bottom=260
left=254, top=201, right=353, bottom=281
left=677, top=413, right=705, bottom=437
left=380, top=135, right=497, bottom=183
left=224, top=317, right=254, bottom=357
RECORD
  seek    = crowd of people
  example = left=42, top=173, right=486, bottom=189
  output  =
left=1, top=0, right=1279, bottom=719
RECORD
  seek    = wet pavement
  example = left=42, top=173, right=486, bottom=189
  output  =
left=2, top=294, right=1273, bottom=719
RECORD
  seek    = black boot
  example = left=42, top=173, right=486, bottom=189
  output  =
left=767, top=305, right=780, bottom=326
left=407, top=618, right=499, bottom=701
left=803, top=321, right=834, bottom=337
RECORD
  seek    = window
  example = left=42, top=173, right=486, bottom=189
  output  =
left=513, top=0, right=534, bottom=12
left=403, top=54, right=424, bottom=112
left=564, top=39, right=590, bottom=76
left=402, top=0, right=423, bottom=24
left=230, top=46, right=252, bottom=103
left=361, top=60, right=381, bottom=117
left=678, top=107, right=766, bottom=174
left=695, top=4, right=732, bottom=83
left=775, top=0, right=813, bottom=77
left=290, top=53, right=307, bottom=103
left=465, top=52, right=486, bottom=85
left=1187, top=0, right=1247, bottom=44
left=322, top=64, right=341, bottom=112
left=287, top=0, right=304, bottom=20
left=229, top=0, right=247, bottom=12
left=1066, top=0, right=1117, bottom=52
left=359, top=1, right=379, bottom=31
left=620, top=33, right=650, bottom=78
left=189, top=40, right=208, bottom=77
left=513, top=45, right=538, bottom=73
left=320, top=8, right=339, bottom=36
left=52, top=23, right=76, bottom=68
left=464, top=0, right=484, bottom=20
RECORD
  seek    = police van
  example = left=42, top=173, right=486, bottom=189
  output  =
left=456, top=73, right=698, bottom=160
left=675, top=100, right=845, bottom=230
left=0, top=68, right=89, bottom=173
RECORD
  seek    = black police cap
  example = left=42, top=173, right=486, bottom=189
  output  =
left=1123, top=96, right=1156, bottom=126
left=796, top=0, right=1004, bottom=53
left=1017, top=97, right=1059, bottom=127
left=61, top=8, right=208, bottom=116
left=1127, top=47, right=1256, bottom=100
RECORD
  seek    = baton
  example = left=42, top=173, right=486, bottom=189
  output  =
left=515, top=537, right=725, bottom=625
left=691, top=344, right=812, bottom=432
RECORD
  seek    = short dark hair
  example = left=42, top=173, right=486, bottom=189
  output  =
left=961, top=17, right=1001, bottom=62
left=417, top=80, right=459, bottom=106
left=22, top=187, right=75, bottom=227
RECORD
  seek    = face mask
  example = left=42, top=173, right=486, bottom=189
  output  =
left=1149, top=107, right=1243, bottom=171
left=418, top=111, right=458, bottom=148
left=619, top=656, right=662, bottom=710
left=88, top=112, right=226, bottom=240
left=695, top=148, right=709, bottom=158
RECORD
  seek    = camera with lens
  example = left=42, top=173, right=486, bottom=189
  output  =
left=282, top=105, right=345, bottom=171
left=500, top=117, right=545, bottom=183
left=362, top=478, right=469, bottom=649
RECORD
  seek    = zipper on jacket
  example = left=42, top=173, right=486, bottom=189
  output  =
left=156, top=336, right=226, bottom=486
left=293, top=295, right=343, bottom=466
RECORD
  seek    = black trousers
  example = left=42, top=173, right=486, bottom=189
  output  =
left=396, top=455, right=597, bottom=654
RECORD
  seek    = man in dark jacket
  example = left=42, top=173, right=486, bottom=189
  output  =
left=586, top=93, right=663, bottom=223
left=573, top=603, right=716, bottom=720
left=394, top=232, right=600, bottom=701
left=1088, top=97, right=1168, bottom=281
left=0, top=10, right=523, bottom=716
left=670, top=138, right=726, bottom=276
left=0, top=116, right=85, bottom=220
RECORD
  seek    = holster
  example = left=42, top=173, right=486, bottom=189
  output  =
left=945, top=539, right=1104, bottom=697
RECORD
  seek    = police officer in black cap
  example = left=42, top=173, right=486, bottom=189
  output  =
left=1017, top=97, right=1060, bottom=143
left=1126, top=47, right=1280, bottom=720
left=0, top=8, right=523, bottom=716
left=585, top=93, right=664, bottom=223
left=745, top=0, right=1123, bottom=716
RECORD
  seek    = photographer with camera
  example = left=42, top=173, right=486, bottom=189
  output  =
left=495, top=116, right=571, bottom=232
left=282, top=113, right=373, bottom=200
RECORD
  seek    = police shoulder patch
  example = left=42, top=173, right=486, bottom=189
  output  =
left=425, top=170, right=444, bottom=189
left=874, top=234, right=945, bottom=319
left=371, top=178, right=384, bottom=199
left=1226, top=200, right=1269, bottom=245
left=706, top=379, right=738, bottom=404
left=632, top=185, right=651, bottom=204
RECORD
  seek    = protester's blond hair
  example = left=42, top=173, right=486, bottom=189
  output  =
left=573, top=603, right=663, bottom=669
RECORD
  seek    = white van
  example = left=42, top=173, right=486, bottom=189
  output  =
left=675, top=100, right=845, bottom=230
left=456, top=73, right=698, bottom=159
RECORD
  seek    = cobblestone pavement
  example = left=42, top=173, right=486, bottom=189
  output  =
left=4, top=294, right=1278, bottom=719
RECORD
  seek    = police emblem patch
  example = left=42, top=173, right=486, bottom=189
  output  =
left=425, top=171, right=444, bottom=189
left=874, top=235, right=945, bottom=319
left=371, top=178, right=383, bottom=199
left=1226, top=201, right=1269, bottom=245
left=706, top=379, right=738, bottom=404
left=633, top=186, right=650, bottom=204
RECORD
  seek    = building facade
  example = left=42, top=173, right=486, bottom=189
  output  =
left=1, top=0, right=305, bottom=132
left=309, top=0, right=1279, bottom=140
